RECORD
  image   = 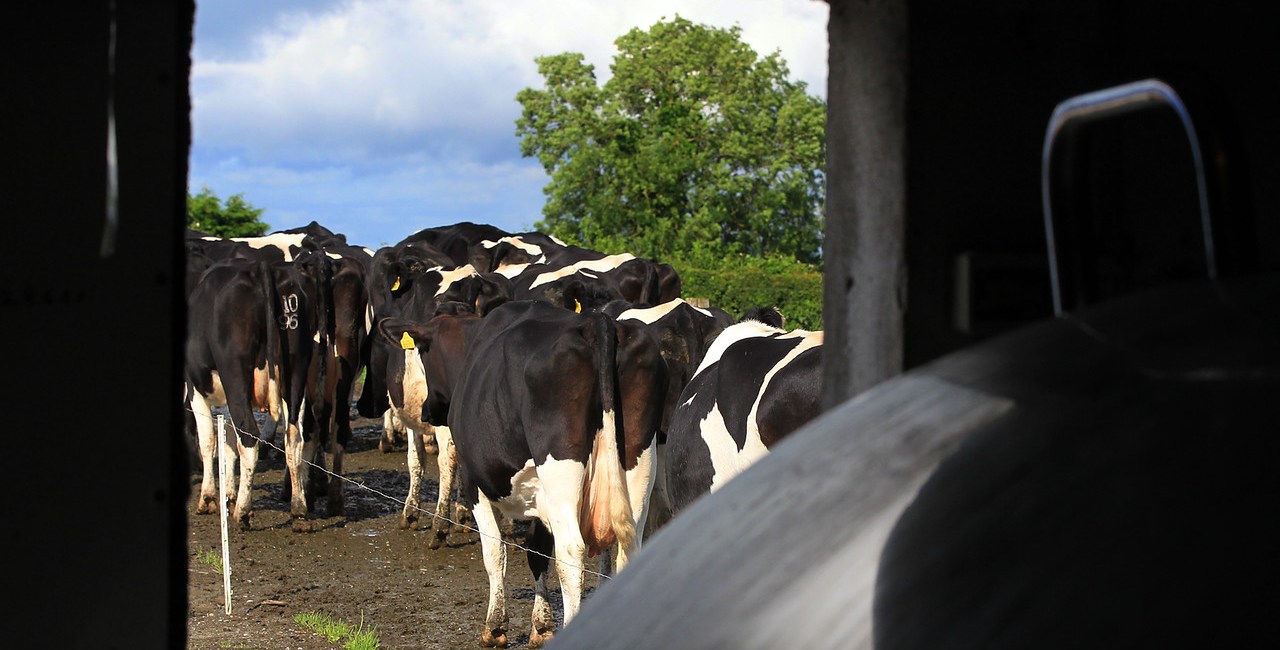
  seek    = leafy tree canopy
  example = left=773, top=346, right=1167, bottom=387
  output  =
left=516, top=16, right=826, bottom=265
left=186, top=187, right=270, bottom=238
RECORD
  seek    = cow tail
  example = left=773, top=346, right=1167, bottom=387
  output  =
left=312, top=255, right=334, bottom=401
left=260, top=261, right=283, bottom=413
left=580, top=312, right=636, bottom=559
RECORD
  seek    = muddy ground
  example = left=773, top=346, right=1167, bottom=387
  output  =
left=184, top=409, right=602, bottom=650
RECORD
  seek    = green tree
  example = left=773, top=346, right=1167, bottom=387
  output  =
left=186, top=187, right=270, bottom=237
left=516, top=16, right=826, bottom=265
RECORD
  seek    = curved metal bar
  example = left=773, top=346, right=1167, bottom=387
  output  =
left=1041, top=78, right=1215, bottom=316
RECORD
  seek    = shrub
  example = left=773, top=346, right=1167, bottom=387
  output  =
left=668, top=250, right=823, bottom=331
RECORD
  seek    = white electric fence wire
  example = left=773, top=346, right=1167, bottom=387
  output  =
left=192, top=406, right=613, bottom=581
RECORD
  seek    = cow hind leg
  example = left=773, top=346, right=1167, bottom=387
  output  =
left=283, top=416, right=318, bottom=531
left=401, top=423, right=427, bottom=530
left=188, top=391, right=219, bottom=515
left=473, top=493, right=509, bottom=648
left=535, top=458, right=589, bottom=625
left=525, top=518, right=556, bottom=648
left=618, top=435, right=659, bottom=570
left=380, top=406, right=405, bottom=452
left=429, top=426, right=456, bottom=549
left=232, top=433, right=259, bottom=531
left=305, top=443, right=329, bottom=510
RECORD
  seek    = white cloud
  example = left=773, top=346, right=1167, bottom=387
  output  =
left=189, top=0, right=829, bottom=247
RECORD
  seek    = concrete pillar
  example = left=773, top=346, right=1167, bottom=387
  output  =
left=822, top=0, right=909, bottom=409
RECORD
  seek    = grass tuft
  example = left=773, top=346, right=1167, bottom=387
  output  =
left=343, top=611, right=381, bottom=650
left=294, top=610, right=380, bottom=649
left=196, top=548, right=223, bottom=575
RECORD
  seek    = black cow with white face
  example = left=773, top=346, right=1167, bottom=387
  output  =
left=447, top=300, right=668, bottom=647
left=663, top=318, right=824, bottom=516
left=359, top=263, right=512, bottom=451
left=372, top=302, right=483, bottom=542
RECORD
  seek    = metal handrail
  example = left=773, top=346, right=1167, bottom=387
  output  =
left=1041, top=78, right=1215, bottom=316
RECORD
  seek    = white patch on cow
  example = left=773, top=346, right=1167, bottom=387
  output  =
left=360, top=247, right=375, bottom=257
left=528, top=265, right=583, bottom=289
left=779, top=329, right=821, bottom=341
left=434, top=264, right=478, bottom=297
left=531, top=455, right=590, bottom=624
left=494, top=458, right=544, bottom=521
left=698, top=404, right=742, bottom=493
left=481, top=235, right=544, bottom=258
left=494, top=262, right=533, bottom=278
left=548, top=235, right=568, bottom=246
left=206, top=370, right=228, bottom=407
left=188, top=387, right=219, bottom=507
left=528, top=253, right=636, bottom=289
left=325, top=252, right=342, bottom=260
left=472, top=491, right=510, bottom=639
left=390, top=346, right=436, bottom=528
left=624, top=435, right=658, bottom=554
left=619, top=298, right=688, bottom=324
left=398, top=348, right=429, bottom=423
left=580, top=270, right=598, bottom=279
left=228, top=232, right=308, bottom=261
left=691, top=319, right=784, bottom=378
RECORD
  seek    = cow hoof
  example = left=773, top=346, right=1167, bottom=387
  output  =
left=529, top=627, right=554, bottom=648
left=292, top=518, right=315, bottom=533
left=480, top=628, right=508, bottom=648
left=195, top=496, right=217, bottom=515
left=424, top=441, right=439, bottom=455
left=236, top=514, right=252, bottom=531
left=379, top=438, right=397, bottom=453
left=428, top=531, right=446, bottom=550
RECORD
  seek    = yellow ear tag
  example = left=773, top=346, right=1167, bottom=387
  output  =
left=574, top=299, right=582, bottom=313
left=400, top=332, right=416, bottom=350
left=391, top=276, right=401, bottom=291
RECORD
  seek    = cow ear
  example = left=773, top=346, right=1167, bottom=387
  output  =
left=376, top=317, right=433, bottom=350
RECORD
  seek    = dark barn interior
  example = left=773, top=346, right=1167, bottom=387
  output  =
left=3, top=1, right=1277, bottom=647
left=901, top=1, right=1279, bottom=364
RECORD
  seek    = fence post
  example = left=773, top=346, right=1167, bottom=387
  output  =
left=217, top=414, right=232, bottom=615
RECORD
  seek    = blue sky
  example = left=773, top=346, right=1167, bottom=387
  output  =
left=190, top=0, right=830, bottom=249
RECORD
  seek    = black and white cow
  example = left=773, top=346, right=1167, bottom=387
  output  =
left=508, top=252, right=681, bottom=310
left=663, top=318, right=823, bottom=516
left=507, top=253, right=638, bottom=311
left=360, top=263, right=512, bottom=453
left=446, top=300, right=668, bottom=647
left=373, top=302, right=483, bottom=544
left=399, top=221, right=511, bottom=271
left=288, top=243, right=372, bottom=517
left=607, top=298, right=736, bottom=530
left=184, top=250, right=334, bottom=531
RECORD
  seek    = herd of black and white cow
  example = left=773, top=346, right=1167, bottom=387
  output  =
left=182, top=220, right=824, bottom=647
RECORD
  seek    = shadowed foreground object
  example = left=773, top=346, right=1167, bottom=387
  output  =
left=550, top=273, right=1280, bottom=648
